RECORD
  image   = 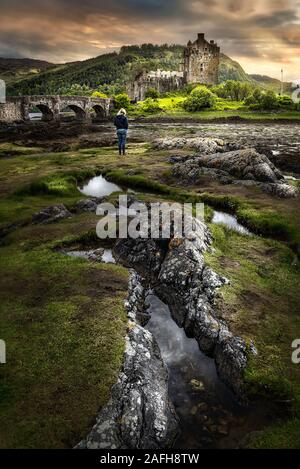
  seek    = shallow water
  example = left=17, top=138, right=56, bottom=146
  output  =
left=145, top=293, right=241, bottom=448
left=65, top=248, right=116, bottom=264
left=78, top=175, right=121, bottom=197
left=212, top=210, right=252, bottom=236
left=101, top=249, right=116, bottom=264
left=145, top=292, right=275, bottom=449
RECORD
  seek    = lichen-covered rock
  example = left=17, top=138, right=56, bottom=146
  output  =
left=75, top=198, right=98, bottom=212
left=76, top=320, right=178, bottom=449
left=171, top=148, right=298, bottom=198
left=32, top=204, right=72, bottom=224
left=114, top=237, right=165, bottom=281
left=76, top=269, right=178, bottom=450
left=154, top=137, right=226, bottom=154
left=259, top=182, right=298, bottom=198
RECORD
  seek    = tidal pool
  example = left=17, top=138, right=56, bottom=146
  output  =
left=78, top=175, right=121, bottom=197
left=212, top=210, right=252, bottom=236
left=64, top=248, right=116, bottom=264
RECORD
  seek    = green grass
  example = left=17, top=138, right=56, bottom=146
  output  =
left=0, top=207, right=129, bottom=448
left=204, top=224, right=300, bottom=448
left=131, top=95, right=300, bottom=120
left=0, top=143, right=43, bottom=158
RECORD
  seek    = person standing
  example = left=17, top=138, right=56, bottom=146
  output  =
left=114, top=108, right=128, bottom=156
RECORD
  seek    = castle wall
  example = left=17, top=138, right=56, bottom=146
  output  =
left=127, top=72, right=184, bottom=101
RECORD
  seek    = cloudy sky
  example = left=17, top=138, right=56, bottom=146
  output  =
left=0, top=0, right=299, bottom=80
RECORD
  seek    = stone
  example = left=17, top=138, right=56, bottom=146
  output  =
left=75, top=198, right=98, bottom=212
left=76, top=271, right=178, bottom=450
left=154, top=137, right=226, bottom=154
left=32, top=204, right=72, bottom=224
left=171, top=148, right=298, bottom=198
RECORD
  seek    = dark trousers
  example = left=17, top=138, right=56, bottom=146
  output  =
left=117, top=129, right=127, bottom=153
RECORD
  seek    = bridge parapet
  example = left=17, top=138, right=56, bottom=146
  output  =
left=0, top=95, right=114, bottom=123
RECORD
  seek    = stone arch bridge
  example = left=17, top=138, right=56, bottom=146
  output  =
left=0, top=95, right=114, bottom=123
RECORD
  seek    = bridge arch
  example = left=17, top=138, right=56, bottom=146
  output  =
left=60, top=104, right=86, bottom=121
left=29, top=103, right=54, bottom=121
left=89, top=104, right=106, bottom=121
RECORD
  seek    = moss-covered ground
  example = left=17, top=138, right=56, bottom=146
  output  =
left=0, top=135, right=300, bottom=448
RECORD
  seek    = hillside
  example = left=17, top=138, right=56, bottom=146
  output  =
left=0, top=58, right=54, bottom=85
left=249, top=74, right=292, bottom=93
left=3, top=45, right=292, bottom=96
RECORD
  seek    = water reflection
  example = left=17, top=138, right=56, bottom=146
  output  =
left=78, top=175, right=121, bottom=197
left=145, top=293, right=242, bottom=448
left=212, top=210, right=252, bottom=236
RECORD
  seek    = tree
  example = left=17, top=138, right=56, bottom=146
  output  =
left=183, top=86, right=216, bottom=112
left=260, top=90, right=279, bottom=110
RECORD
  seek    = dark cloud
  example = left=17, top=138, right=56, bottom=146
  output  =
left=0, top=0, right=299, bottom=79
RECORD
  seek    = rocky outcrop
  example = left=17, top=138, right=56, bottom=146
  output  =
left=32, top=204, right=72, bottom=224
left=154, top=137, right=237, bottom=154
left=171, top=148, right=298, bottom=198
left=76, top=271, right=178, bottom=449
left=114, top=218, right=256, bottom=396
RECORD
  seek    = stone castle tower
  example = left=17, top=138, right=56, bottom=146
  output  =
left=183, top=33, right=220, bottom=85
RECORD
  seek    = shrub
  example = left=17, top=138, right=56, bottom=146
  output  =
left=141, top=98, right=163, bottom=113
left=114, top=93, right=131, bottom=110
left=277, top=95, right=294, bottom=108
left=245, top=89, right=281, bottom=110
left=91, top=91, right=108, bottom=99
left=182, top=86, right=216, bottom=112
left=145, top=88, right=160, bottom=99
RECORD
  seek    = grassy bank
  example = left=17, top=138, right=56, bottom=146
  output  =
left=204, top=224, right=300, bottom=448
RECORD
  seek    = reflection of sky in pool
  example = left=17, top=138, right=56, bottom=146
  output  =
left=145, top=292, right=241, bottom=449
left=78, top=175, right=121, bottom=197
left=212, top=210, right=252, bottom=236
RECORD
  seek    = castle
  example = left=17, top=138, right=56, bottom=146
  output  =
left=127, top=33, right=220, bottom=101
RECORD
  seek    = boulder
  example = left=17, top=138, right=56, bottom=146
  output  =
left=171, top=148, right=298, bottom=198
left=75, top=198, right=98, bottom=213
left=32, top=204, right=72, bottom=224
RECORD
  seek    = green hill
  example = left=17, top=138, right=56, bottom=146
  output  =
left=0, top=58, right=54, bottom=85
left=249, top=74, right=292, bottom=94
left=219, top=53, right=254, bottom=83
left=3, top=45, right=292, bottom=96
